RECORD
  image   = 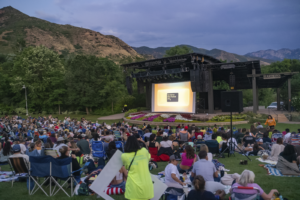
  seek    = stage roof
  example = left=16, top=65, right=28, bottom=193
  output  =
left=122, top=53, right=296, bottom=90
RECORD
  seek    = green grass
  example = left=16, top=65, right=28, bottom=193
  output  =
left=1, top=153, right=299, bottom=200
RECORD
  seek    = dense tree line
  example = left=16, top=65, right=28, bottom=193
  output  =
left=0, top=45, right=146, bottom=115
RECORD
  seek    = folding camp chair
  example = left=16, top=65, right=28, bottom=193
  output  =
left=8, top=157, right=30, bottom=187
left=290, top=134, right=300, bottom=146
left=28, top=156, right=52, bottom=196
left=114, top=131, right=121, bottom=139
left=230, top=186, right=261, bottom=200
left=205, top=140, right=219, bottom=154
left=44, top=149, right=59, bottom=158
left=50, top=157, right=77, bottom=197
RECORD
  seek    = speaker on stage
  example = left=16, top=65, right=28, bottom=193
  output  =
left=221, top=91, right=243, bottom=112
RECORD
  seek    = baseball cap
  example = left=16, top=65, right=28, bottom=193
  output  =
left=169, top=155, right=176, bottom=161
left=259, top=139, right=263, bottom=142
left=12, top=144, right=21, bottom=152
left=163, top=132, right=168, bottom=137
left=184, top=126, right=188, bottom=130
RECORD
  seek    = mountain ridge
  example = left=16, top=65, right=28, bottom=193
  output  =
left=0, top=6, right=140, bottom=58
left=132, top=45, right=274, bottom=65
left=245, top=48, right=300, bottom=61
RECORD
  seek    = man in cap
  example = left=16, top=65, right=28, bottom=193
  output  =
left=10, top=144, right=30, bottom=165
left=164, top=155, right=186, bottom=188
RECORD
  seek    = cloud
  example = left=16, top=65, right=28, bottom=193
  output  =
left=7, top=0, right=300, bottom=54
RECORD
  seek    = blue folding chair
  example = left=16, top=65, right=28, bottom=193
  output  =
left=50, top=157, right=77, bottom=197
left=29, top=156, right=52, bottom=196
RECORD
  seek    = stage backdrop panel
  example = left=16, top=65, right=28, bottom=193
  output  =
left=152, top=81, right=196, bottom=113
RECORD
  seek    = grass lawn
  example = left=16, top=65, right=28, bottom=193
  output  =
left=1, top=153, right=299, bottom=200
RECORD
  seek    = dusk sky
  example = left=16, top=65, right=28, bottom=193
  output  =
left=1, top=0, right=299, bottom=55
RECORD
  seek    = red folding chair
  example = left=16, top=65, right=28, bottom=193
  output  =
left=230, top=186, right=261, bottom=200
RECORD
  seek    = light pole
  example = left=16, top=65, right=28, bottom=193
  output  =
left=22, top=85, right=28, bottom=116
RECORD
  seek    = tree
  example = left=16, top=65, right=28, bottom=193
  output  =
left=11, top=45, right=65, bottom=112
left=164, top=45, right=193, bottom=57
left=65, top=55, right=127, bottom=114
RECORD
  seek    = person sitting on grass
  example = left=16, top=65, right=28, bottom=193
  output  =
left=268, top=138, right=285, bottom=161
left=262, top=131, right=272, bottom=143
left=146, top=134, right=160, bottom=150
left=242, top=132, right=255, bottom=152
left=165, top=155, right=186, bottom=188
left=231, top=170, right=278, bottom=200
left=187, top=175, right=225, bottom=200
left=160, top=133, right=173, bottom=150
left=177, top=145, right=196, bottom=173
left=198, top=144, right=212, bottom=162
left=191, top=151, right=218, bottom=182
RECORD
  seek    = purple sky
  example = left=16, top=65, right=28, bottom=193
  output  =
left=1, top=0, right=299, bottom=54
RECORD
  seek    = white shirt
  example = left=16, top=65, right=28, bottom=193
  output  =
left=284, top=132, right=291, bottom=143
left=160, top=140, right=172, bottom=148
left=164, top=163, right=182, bottom=188
left=144, top=132, right=152, bottom=138
left=19, top=144, right=27, bottom=154
left=53, top=143, right=68, bottom=156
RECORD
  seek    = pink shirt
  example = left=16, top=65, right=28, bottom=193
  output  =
left=181, top=153, right=195, bottom=167
left=232, top=183, right=264, bottom=195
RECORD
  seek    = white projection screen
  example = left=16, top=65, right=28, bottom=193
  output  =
left=152, top=81, right=196, bottom=113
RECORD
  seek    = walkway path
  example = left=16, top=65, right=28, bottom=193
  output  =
left=98, top=113, right=125, bottom=120
left=277, top=114, right=289, bottom=123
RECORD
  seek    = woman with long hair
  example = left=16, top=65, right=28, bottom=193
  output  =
left=121, top=135, right=154, bottom=200
left=46, top=137, right=54, bottom=148
left=25, top=143, right=40, bottom=156
left=177, top=145, right=196, bottom=173
left=264, top=115, right=276, bottom=129
left=0, top=142, right=11, bottom=163
left=279, top=144, right=297, bottom=163
left=107, top=141, right=117, bottom=159
left=187, top=175, right=224, bottom=200
left=146, top=134, right=160, bottom=150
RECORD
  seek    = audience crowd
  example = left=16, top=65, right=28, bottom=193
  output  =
left=0, top=114, right=300, bottom=199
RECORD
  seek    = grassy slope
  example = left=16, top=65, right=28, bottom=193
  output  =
left=1, top=115, right=299, bottom=199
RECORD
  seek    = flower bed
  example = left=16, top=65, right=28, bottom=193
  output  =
left=131, top=113, right=147, bottom=120
left=163, top=115, right=176, bottom=122
left=143, top=114, right=161, bottom=121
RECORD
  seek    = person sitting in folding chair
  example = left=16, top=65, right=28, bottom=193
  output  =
left=10, top=144, right=29, bottom=166
left=231, top=170, right=278, bottom=200
left=57, top=146, right=81, bottom=179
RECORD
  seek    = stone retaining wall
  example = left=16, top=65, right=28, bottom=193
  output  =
left=123, top=118, right=248, bottom=126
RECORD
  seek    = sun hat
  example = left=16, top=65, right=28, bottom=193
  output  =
left=197, top=135, right=203, bottom=139
left=163, top=132, right=168, bottom=137
left=259, top=139, right=263, bottom=143
left=57, top=137, right=65, bottom=142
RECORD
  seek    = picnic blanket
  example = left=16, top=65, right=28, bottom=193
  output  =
left=256, top=158, right=277, bottom=165
left=0, top=171, right=27, bottom=182
left=264, top=164, right=300, bottom=177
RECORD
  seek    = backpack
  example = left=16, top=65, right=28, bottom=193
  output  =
left=115, top=141, right=124, bottom=152
left=77, top=183, right=89, bottom=196
left=91, top=141, right=106, bottom=158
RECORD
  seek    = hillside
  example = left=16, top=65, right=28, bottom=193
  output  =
left=0, top=6, right=140, bottom=58
left=132, top=45, right=274, bottom=65
left=245, top=48, right=300, bottom=61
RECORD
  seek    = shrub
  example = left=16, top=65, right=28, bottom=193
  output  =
left=137, top=107, right=148, bottom=111
left=14, top=108, right=26, bottom=115
left=124, top=109, right=137, bottom=117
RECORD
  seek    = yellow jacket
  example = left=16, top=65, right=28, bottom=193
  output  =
left=265, top=118, right=276, bottom=126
